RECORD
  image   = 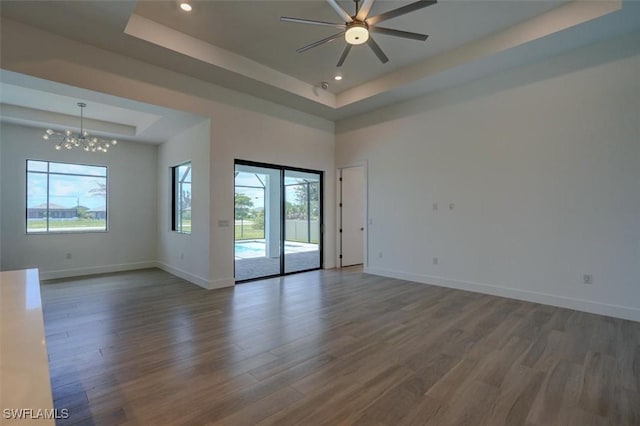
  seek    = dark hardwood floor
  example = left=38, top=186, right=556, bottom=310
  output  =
left=41, top=268, right=640, bottom=425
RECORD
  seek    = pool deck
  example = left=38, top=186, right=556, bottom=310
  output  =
left=234, top=240, right=320, bottom=281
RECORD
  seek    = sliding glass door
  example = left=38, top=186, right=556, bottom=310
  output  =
left=234, top=164, right=281, bottom=281
left=284, top=170, right=321, bottom=273
left=234, top=161, right=323, bottom=282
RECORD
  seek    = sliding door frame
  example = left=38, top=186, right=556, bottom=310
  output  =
left=234, top=159, right=324, bottom=282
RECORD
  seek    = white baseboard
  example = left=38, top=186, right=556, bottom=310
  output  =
left=37, top=259, right=233, bottom=291
left=155, top=261, right=212, bottom=289
left=365, top=267, right=640, bottom=323
left=211, top=278, right=235, bottom=289
left=40, top=261, right=156, bottom=281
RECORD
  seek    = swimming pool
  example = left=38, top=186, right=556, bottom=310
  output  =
left=234, top=241, right=266, bottom=258
left=235, top=240, right=319, bottom=259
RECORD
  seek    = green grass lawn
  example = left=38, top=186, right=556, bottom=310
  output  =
left=27, top=218, right=106, bottom=231
left=177, top=219, right=191, bottom=233
left=235, top=224, right=264, bottom=240
left=234, top=225, right=319, bottom=243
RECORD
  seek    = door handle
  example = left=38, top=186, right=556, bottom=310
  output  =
left=360, top=227, right=364, bottom=231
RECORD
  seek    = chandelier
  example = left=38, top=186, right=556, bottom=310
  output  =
left=43, top=102, right=118, bottom=152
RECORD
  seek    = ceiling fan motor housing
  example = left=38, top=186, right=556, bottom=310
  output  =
left=345, top=22, right=369, bottom=45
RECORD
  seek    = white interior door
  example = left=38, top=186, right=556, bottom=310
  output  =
left=340, top=166, right=364, bottom=267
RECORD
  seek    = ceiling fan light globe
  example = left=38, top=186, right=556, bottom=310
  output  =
left=345, top=24, right=369, bottom=45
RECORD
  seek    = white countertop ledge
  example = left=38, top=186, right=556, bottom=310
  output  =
left=1, top=269, right=55, bottom=425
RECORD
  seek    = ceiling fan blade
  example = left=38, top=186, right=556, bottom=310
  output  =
left=367, top=36, right=389, bottom=64
left=366, top=0, right=437, bottom=26
left=280, top=17, right=346, bottom=30
left=296, top=32, right=345, bottom=53
left=326, top=0, right=353, bottom=23
left=355, top=0, right=375, bottom=21
left=370, top=26, right=428, bottom=41
left=336, top=44, right=352, bottom=67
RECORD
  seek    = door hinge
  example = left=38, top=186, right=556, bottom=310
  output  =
left=339, top=203, right=343, bottom=207
left=339, top=229, right=342, bottom=233
left=339, top=177, right=343, bottom=181
left=339, top=255, right=343, bottom=259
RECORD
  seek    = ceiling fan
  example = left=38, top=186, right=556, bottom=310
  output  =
left=281, top=0, right=437, bottom=67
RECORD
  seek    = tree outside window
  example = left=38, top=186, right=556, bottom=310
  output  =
left=172, top=162, right=192, bottom=234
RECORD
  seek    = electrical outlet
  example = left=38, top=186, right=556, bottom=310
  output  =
left=378, top=251, right=383, bottom=259
left=433, top=257, right=439, bottom=265
left=583, top=274, right=593, bottom=285
left=432, top=203, right=438, bottom=211
left=181, top=253, right=185, bottom=260
left=65, top=253, right=72, bottom=260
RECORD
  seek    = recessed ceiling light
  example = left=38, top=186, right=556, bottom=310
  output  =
left=179, top=1, right=192, bottom=12
left=334, top=75, right=343, bottom=81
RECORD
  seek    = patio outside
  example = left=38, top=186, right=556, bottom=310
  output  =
left=234, top=164, right=321, bottom=281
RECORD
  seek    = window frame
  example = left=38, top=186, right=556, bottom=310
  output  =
left=171, top=161, right=192, bottom=234
left=25, top=159, right=109, bottom=235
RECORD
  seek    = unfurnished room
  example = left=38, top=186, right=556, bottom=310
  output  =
left=1, top=0, right=639, bottom=425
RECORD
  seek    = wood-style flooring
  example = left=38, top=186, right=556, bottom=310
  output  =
left=41, top=268, right=640, bottom=425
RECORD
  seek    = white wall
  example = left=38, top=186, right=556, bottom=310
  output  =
left=0, top=123, right=158, bottom=279
left=1, top=19, right=336, bottom=289
left=336, top=33, right=640, bottom=321
left=157, top=120, right=211, bottom=288
left=209, top=104, right=336, bottom=287
left=0, top=16, right=637, bottom=323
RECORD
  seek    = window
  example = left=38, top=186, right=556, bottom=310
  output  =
left=172, top=162, right=192, bottom=234
left=26, top=160, right=107, bottom=233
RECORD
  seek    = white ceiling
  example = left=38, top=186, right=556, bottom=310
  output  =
left=0, top=71, right=206, bottom=144
left=134, top=0, right=568, bottom=92
left=1, top=0, right=639, bottom=121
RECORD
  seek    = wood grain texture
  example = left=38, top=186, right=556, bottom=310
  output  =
left=40, top=267, right=640, bottom=425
